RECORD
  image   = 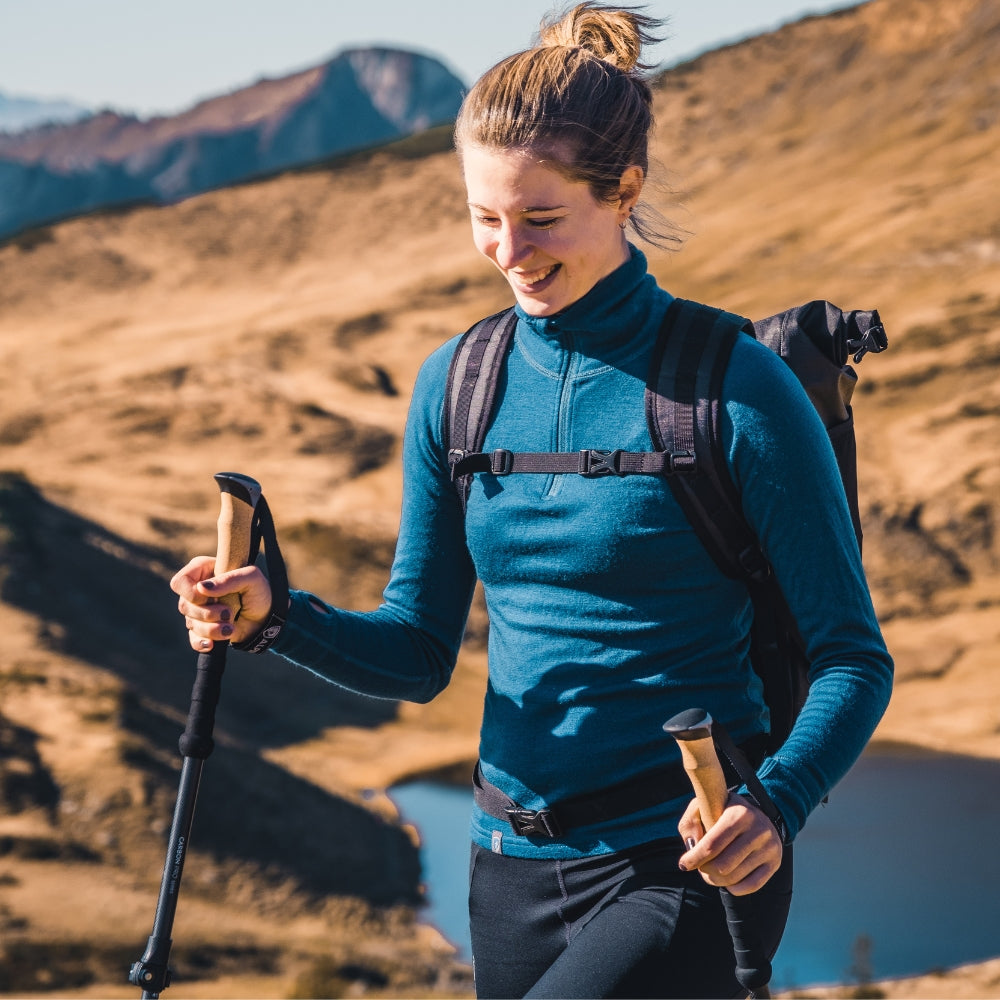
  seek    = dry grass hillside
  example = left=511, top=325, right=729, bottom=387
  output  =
left=0, top=0, right=998, bottom=995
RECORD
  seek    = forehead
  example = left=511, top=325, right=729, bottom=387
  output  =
left=462, top=144, right=592, bottom=209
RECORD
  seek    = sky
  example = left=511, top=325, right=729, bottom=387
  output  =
left=0, top=0, right=862, bottom=118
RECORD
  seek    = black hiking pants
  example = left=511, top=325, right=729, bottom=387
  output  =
left=468, top=837, right=792, bottom=999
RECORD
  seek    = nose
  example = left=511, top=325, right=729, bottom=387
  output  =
left=493, top=223, right=533, bottom=270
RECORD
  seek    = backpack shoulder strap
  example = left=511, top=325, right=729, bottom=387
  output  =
left=647, top=298, right=769, bottom=582
left=443, top=307, right=518, bottom=510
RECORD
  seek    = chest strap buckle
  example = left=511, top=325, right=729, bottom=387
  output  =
left=579, top=449, right=624, bottom=477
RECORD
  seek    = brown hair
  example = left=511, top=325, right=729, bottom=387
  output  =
left=455, top=3, right=678, bottom=248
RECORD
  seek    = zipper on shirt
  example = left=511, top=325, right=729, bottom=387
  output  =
left=546, top=331, right=576, bottom=500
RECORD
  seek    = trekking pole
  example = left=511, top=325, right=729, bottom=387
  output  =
left=128, top=472, right=262, bottom=998
left=663, top=708, right=772, bottom=1000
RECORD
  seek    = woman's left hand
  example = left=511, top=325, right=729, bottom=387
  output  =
left=677, top=792, right=783, bottom=896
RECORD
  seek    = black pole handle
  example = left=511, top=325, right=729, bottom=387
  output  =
left=718, top=889, right=772, bottom=998
left=177, top=646, right=228, bottom=758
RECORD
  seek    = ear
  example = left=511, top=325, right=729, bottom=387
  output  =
left=617, top=165, right=645, bottom=217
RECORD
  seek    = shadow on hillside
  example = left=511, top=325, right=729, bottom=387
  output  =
left=0, top=711, right=60, bottom=819
left=122, top=693, right=420, bottom=906
left=0, top=472, right=397, bottom=748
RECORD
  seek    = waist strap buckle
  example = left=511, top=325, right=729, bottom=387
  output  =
left=505, top=806, right=562, bottom=838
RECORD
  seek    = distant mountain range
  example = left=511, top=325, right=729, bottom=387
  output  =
left=0, top=47, right=465, bottom=240
left=0, top=90, right=91, bottom=133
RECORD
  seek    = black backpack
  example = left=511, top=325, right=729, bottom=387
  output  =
left=445, top=297, right=888, bottom=752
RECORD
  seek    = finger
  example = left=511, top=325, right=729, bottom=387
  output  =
left=195, top=564, right=260, bottom=598
left=178, top=596, right=233, bottom=625
left=170, top=555, right=217, bottom=598
left=721, top=859, right=779, bottom=896
left=677, top=796, right=705, bottom=843
left=190, top=633, right=214, bottom=653
left=700, top=849, right=781, bottom=893
left=185, top=615, right=237, bottom=645
left=680, top=795, right=773, bottom=872
left=680, top=818, right=738, bottom=871
left=691, top=822, right=783, bottom=890
left=698, top=844, right=771, bottom=884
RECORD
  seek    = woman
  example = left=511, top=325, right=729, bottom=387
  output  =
left=173, top=4, right=893, bottom=997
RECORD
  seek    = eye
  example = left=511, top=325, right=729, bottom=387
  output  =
left=471, top=211, right=500, bottom=227
left=526, top=217, right=559, bottom=229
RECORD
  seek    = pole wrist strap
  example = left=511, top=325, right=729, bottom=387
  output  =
left=230, top=494, right=290, bottom=654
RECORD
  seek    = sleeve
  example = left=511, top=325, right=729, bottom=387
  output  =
left=270, top=337, right=479, bottom=703
left=721, top=336, right=893, bottom=840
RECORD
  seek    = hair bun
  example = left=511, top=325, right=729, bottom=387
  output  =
left=537, top=2, right=662, bottom=72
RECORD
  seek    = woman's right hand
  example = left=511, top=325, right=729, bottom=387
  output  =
left=171, top=556, right=274, bottom=652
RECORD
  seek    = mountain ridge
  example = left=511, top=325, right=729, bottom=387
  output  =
left=0, top=46, right=465, bottom=238
left=0, top=89, right=91, bottom=133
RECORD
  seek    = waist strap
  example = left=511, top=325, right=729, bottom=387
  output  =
left=473, top=735, right=769, bottom=840
left=473, top=761, right=690, bottom=839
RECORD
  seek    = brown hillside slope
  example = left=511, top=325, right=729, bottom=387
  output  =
left=0, top=0, right=998, bottom=994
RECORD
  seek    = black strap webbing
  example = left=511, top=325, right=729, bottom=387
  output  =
left=448, top=447, right=695, bottom=480
left=444, top=308, right=518, bottom=511
left=230, top=494, right=289, bottom=654
left=647, top=300, right=771, bottom=582
left=711, top=722, right=789, bottom=845
left=473, top=759, right=696, bottom=840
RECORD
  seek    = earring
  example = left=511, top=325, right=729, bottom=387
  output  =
left=619, top=219, right=628, bottom=230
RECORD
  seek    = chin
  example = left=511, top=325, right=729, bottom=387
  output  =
left=512, top=288, right=570, bottom=316
left=516, top=300, right=558, bottom=317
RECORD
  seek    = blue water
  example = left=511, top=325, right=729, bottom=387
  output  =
left=389, top=746, right=1000, bottom=990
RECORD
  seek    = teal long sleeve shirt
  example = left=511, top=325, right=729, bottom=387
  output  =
left=273, top=248, right=893, bottom=858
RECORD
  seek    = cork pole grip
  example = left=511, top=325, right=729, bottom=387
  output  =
left=213, top=472, right=261, bottom=573
left=664, top=707, right=729, bottom=827
left=675, top=731, right=729, bottom=828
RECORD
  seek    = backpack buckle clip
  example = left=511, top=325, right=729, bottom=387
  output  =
left=505, top=806, right=562, bottom=838
left=847, top=315, right=888, bottom=363
left=579, top=449, right=623, bottom=477
left=667, top=450, right=697, bottom=473
left=490, top=449, right=514, bottom=475
left=447, top=449, right=467, bottom=481
left=738, top=545, right=772, bottom=583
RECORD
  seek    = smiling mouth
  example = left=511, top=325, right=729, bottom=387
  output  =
left=509, top=263, right=560, bottom=289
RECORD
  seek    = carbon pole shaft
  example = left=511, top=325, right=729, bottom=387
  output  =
left=130, top=755, right=206, bottom=997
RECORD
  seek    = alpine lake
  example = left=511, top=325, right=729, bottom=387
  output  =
left=388, top=744, right=1000, bottom=992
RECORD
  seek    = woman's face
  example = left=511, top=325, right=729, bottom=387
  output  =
left=462, top=145, right=640, bottom=317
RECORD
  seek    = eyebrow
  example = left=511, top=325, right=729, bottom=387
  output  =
left=467, top=202, right=567, bottom=213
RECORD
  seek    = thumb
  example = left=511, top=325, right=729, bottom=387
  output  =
left=198, top=565, right=272, bottom=623
left=677, top=796, right=706, bottom=851
left=197, top=565, right=255, bottom=598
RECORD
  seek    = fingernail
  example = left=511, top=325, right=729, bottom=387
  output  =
left=220, top=624, right=234, bottom=637
left=678, top=860, right=689, bottom=871
left=686, top=837, right=697, bottom=851
left=201, top=580, right=216, bottom=590
left=200, top=639, right=211, bottom=649
left=219, top=608, right=231, bottom=622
